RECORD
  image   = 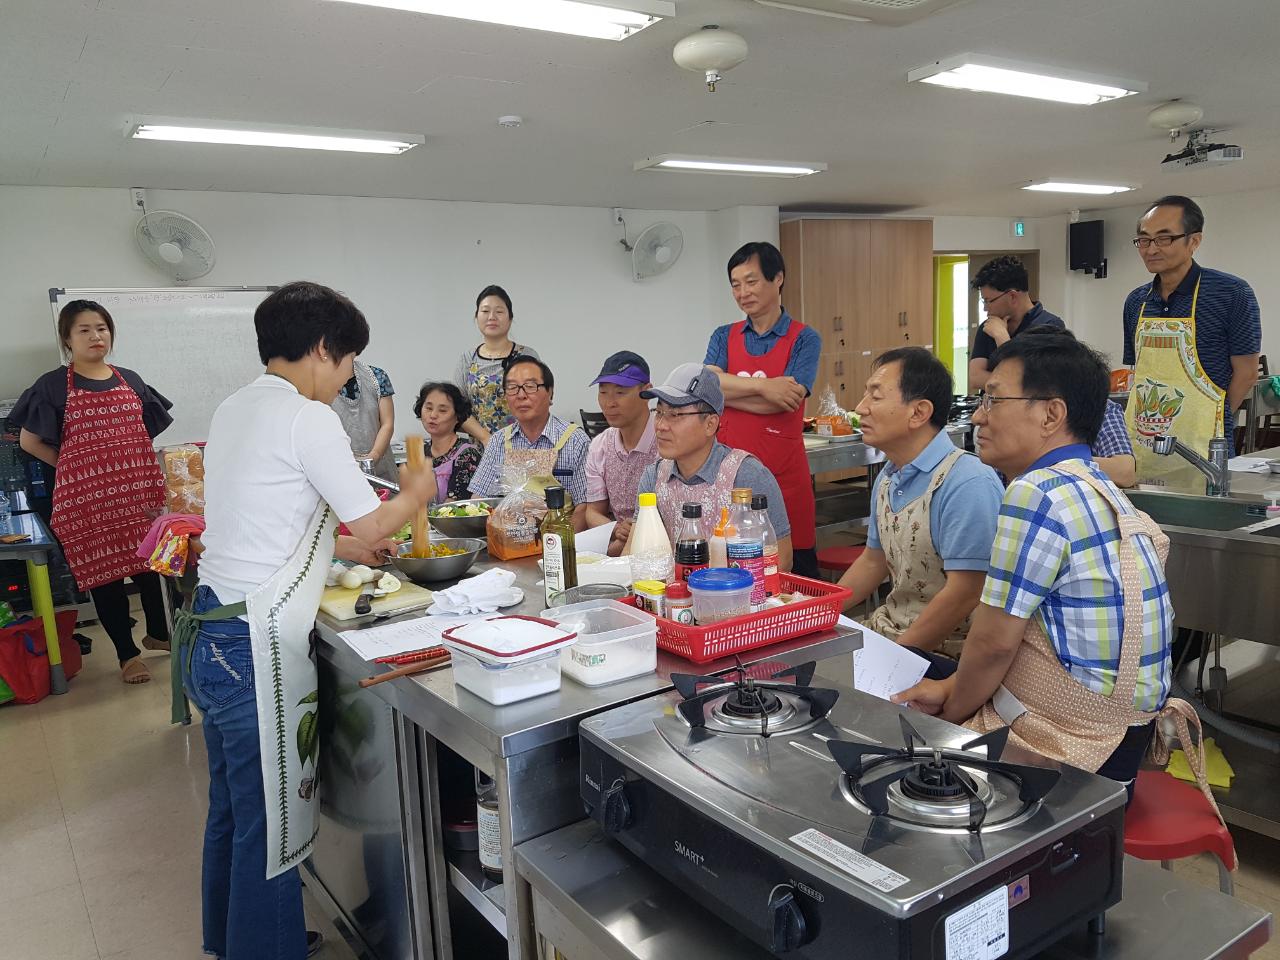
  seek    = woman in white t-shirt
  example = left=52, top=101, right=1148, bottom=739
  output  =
left=179, top=282, right=435, bottom=960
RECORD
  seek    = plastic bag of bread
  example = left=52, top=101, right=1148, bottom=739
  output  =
left=162, top=444, right=206, bottom=515
left=486, top=481, right=549, bottom=560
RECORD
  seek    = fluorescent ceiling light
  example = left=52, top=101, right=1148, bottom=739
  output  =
left=1022, top=181, right=1137, bottom=195
left=636, top=155, right=827, bottom=178
left=908, top=54, right=1144, bottom=105
left=128, top=121, right=423, bottom=154
left=320, top=0, right=673, bottom=41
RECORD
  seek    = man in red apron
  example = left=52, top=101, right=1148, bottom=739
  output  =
left=705, top=242, right=821, bottom=577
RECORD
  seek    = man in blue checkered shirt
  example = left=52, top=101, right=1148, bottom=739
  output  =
left=894, top=329, right=1174, bottom=791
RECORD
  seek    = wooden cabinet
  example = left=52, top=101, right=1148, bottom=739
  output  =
left=780, top=218, right=934, bottom=415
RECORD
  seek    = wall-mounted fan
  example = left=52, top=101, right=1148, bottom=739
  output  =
left=134, top=210, right=217, bottom=282
left=617, top=215, right=684, bottom=281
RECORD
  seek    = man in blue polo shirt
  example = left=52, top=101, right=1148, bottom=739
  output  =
left=838, top=348, right=1004, bottom=666
left=705, top=242, right=822, bottom=577
left=1124, top=195, right=1261, bottom=477
left=968, top=255, right=1064, bottom=392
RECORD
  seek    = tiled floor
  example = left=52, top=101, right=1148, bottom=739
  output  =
left=2, top=611, right=1278, bottom=960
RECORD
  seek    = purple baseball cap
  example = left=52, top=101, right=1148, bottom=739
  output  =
left=590, top=350, right=651, bottom=387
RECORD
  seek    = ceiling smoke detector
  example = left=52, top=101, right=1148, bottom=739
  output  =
left=673, top=26, right=748, bottom=92
left=1147, top=100, right=1204, bottom=141
left=497, top=115, right=523, bottom=128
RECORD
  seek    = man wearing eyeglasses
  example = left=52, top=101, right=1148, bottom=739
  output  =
left=1123, top=195, right=1261, bottom=478
left=891, top=330, right=1202, bottom=800
left=468, top=357, right=591, bottom=515
left=967, top=255, right=1064, bottom=393
left=635, top=363, right=793, bottom=571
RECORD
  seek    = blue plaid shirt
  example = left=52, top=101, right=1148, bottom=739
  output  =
left=982, top=445, right=1173, bottom=711
left=1092, top=400, right=1133, bottom=459
left=468, top=414, right=591, bottom=506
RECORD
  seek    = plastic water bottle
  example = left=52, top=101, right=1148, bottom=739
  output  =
left=726, top=488, right=766, bottom=610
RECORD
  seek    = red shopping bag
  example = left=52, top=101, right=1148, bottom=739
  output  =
left=0, top=611, right=82, bottom=704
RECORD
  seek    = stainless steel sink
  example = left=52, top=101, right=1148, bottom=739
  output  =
left=1124, top=490, right=1268, bottom=531
left=1122, top=487, right=1280, bottom=645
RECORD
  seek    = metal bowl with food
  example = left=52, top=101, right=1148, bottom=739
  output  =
left=427, top=498, right=502, bottom=538
left=390, top=538, right=485, bottom=584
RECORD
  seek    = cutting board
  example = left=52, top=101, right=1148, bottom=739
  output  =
left=319, top=579, right=434, bottom=621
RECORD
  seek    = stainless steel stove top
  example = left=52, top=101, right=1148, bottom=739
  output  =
left=580, top=670, right=1127, bottom=920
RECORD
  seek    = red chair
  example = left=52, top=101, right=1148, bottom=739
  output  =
left=1123, top=770, right=1236, bottom=894
left=817, top=545, right=865, bottom=577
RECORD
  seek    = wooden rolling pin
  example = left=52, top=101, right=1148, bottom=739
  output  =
left=359, top=652, right=450, bottom=688
left=405, top=435, right=430, bottom=557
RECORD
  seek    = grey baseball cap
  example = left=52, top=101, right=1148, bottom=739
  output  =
left=640, top=362, right=724, bottom=415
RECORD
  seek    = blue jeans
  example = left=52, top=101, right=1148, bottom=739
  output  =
left=185, top=586, right=306, bottom=960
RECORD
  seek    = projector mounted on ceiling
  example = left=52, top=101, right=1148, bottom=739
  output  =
left=753, top=0, right=968, bottom=25
left=1161, top=129, right=1244, bottom=170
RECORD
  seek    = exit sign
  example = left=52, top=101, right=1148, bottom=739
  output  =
left=1011, top=219, right=1027, bottom=238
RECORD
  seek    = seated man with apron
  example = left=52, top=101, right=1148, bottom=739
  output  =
left=467, top=356, right=592, bottom=513
left=837, top=348, right=1003, bottom=669
left=176, top=281, right=437, bottom=960
left=893, top=330, right=1215, bottom=812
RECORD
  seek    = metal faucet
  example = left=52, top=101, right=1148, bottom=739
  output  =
left=358, top=458, right=401, bottom=494
left=1152, top=435, right=1230, bottom=496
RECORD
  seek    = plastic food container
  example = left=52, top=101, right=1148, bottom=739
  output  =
left=687, top=568, right=754, bottom=625
left=441, top=616, right=578, bottom=705
left=543, top=599, right=657, bottom=686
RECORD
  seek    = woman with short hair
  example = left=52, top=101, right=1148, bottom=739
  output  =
left=414, top=381, right=482, bottom=502
left=179, top=281, right=435, bottom=960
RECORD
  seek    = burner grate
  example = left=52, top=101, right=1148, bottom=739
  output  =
left=671, top=659, right=838, bottom=738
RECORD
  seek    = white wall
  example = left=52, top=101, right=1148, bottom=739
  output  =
left=0, top=186, right=778, bottom=437
left=1063, top=186, right=1278, bottom=368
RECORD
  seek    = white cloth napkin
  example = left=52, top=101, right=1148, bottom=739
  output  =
left=430, top=568, right=524, bottom=615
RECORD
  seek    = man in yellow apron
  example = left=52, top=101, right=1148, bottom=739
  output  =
left=467, top=356, right=592, bottom=511
left=1123, top=195, right=1262, bottom=485
left=893, top=330, right=1215, bottom=812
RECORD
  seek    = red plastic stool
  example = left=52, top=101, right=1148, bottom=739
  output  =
left=1123, top=770, right=1236, bottom=894
left=817, top=545, right=865, bottom=576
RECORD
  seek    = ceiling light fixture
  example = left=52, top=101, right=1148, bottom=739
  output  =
left=635, top=154, right=826, bottom=177
left=128, top=120, right=423, bottom=154
left=908, top=54, right=1144, bottom=105
left=320, top=0, right=673, bottom=41
left=1022, top=181, right=1137, bottom=195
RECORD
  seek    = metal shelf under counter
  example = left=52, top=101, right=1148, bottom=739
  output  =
left=445, top=848, right=507, bottom=938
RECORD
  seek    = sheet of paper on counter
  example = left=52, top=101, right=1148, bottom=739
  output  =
left=839, top=615, right=929, bottom=701
left=340, top=613, right=486, bottom=662
left=1228, top=456, right=1271, bottom=473
left=575, top=520, right=616, bottom=555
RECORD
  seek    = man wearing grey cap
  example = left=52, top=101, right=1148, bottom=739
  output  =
left=635, top=363, right=792, bottom=571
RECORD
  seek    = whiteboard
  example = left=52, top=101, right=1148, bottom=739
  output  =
left=49, top=286, right=276, bottom=445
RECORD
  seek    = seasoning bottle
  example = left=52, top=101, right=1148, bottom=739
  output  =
left=673, top=502, right=709, bottom=582
left=726, top=488, right=766, bottom=610
left=630, top=492, right=674, bottom=582
left=632, top=579, right=667, bottom=618
left=540, top=485, right=577, bottom=608
left=475, top=769, right=502, bottom=880
left=752, top=494, right=781, bottom=597
left=708, top=507, right=731, bottom=568
left=664, top=580, right=695, bottom=625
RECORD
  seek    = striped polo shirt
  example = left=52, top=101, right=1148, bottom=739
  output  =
left=1122, top=261, right=1262, bottom=437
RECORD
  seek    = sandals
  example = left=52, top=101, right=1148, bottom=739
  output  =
left=120, top=657, right=152, bottom=684
left=141, top=635, right=171, bottom=652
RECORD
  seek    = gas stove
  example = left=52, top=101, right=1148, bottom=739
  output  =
left=579, top=660, right=1127, bottom=959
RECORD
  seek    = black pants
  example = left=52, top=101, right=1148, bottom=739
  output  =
left=791, top=547, right=819, bottom=580
left=89, top=572, right=170, bottom=664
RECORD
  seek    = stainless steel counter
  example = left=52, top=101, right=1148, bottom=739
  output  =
left=516, top=820, right=1273, bottom=960
left=310, top=554, right=862, bottom=960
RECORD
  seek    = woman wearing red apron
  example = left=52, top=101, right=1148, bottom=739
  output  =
left=415, top=381, right=482, bottom=502
left=708, top=242, right=821, bottom=577
left=14, top=300, right=172, bottom=684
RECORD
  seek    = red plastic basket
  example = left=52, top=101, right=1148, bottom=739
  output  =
left=652, top=574, right=851, bottom=664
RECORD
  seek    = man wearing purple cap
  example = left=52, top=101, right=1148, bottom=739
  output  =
left=581, top=351, right=660, bottom=556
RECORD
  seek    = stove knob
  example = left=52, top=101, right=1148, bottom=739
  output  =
left=767, top=884, right=809, bottom=953
left=600, top=781, right=632, bottom=834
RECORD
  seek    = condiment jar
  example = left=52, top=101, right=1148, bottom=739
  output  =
left=663, top=581, right=694, bottom=625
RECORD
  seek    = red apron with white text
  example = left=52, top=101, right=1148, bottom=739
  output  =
left=718, top=320, right=816, bottom=550
left=49, top=365, right=166, bottom=591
